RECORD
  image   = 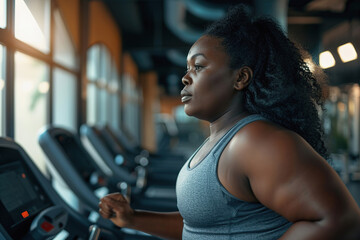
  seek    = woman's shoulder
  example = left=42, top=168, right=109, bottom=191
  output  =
left=228, top=118, right=322, bottom=170
left=233, top=118, right=299, bottom=147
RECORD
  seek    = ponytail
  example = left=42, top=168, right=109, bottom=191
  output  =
left=206, top=5, right=329, bottom=159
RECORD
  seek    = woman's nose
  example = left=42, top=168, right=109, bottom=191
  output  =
left=182, top=73, right=191, bottom=85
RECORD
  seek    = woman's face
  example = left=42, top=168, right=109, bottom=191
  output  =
left=181, top=35, right=238, bottom=122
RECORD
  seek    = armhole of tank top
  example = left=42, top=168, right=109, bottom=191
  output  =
left=213, top=115, right=269, bottom=202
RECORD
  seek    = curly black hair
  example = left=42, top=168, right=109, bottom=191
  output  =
left=205, top=4, right=328, bottom=159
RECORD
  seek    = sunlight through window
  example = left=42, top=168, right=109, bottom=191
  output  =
left=0, top=0, right=6, bottom=29
left=15, top=0, right=50, bottom=53
left=86, top=44, right=112, bottom=125
left=54, top=9, right=77, bottom=69
left=14, top=52, right=49, bottom=173
left=53, top=68, right=77, bottom=131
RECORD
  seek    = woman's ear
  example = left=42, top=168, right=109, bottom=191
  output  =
left=234, top=66, right=253, bottom=90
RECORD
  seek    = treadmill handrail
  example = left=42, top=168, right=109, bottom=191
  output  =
left=38, top=126, right=101, bottom=211
left=80, top=124, right=137, bottom=185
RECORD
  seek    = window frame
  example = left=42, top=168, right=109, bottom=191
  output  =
left=0, top=0, right=81, bottom=138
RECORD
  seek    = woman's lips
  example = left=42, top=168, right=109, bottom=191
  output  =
left=181, top=89, right=192, bottom=103
left=181, top=95, right=192, bottom=103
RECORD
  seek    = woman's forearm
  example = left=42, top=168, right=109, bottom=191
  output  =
left=99, top=193, right=183, bottom=239
left=127, top=211, right=183, bottom=240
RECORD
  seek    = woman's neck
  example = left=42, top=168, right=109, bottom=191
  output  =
left=208, top=110, right=250, bottom=141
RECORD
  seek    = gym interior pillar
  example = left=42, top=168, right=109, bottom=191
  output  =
left=141, top=72, right=159, bottom=152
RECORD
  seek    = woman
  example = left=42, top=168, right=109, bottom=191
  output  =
left=99, top=5, right=360, bottom=239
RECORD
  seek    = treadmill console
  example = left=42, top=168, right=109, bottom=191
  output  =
left=0, top=146, right=70, bottom=240
left=0, top=139, right=121, bottom=240
left=0, top=147, right=53, bottom=239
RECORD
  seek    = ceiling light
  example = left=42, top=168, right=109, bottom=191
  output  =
left=319, top=51, right=336, bottom=69
left=337, top=42, right=357, bottom=63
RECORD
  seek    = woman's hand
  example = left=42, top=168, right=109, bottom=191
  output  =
left=99, top=192, right=134, bottom=228
left=99, top=193, right=183, bottom=239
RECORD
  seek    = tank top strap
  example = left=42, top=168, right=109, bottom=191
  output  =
left=212, top=114, right=268, bottom=158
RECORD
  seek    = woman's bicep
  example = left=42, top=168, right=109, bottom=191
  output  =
left=246, top=131, right=357, bottom=224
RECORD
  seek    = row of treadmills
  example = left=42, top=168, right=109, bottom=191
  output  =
left=0, top=124, right=186, bottom=239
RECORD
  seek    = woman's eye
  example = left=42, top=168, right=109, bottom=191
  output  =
left=185, top=65, right=203, bottom=73
left=194, top=65, right=203, bottom=71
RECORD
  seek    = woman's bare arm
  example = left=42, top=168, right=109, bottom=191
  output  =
left=99, top=193, right=183, bottom=240
left=232, top=122, right=360, bottom=239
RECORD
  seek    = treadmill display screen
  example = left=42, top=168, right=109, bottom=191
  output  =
left=0, top=147, right=51, bottom=238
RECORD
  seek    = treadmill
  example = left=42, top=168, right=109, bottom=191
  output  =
left=105, top=124, right=185, bottom=162
left=80, top=124, right=181, bottom=187
left=96, top=125, right=186, bottom=177
left=38, top=126, right=178, bottom=213
left=0, top=137, right=120, bottom=240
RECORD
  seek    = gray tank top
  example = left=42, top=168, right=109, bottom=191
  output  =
left=176, top=114, right=292, bottom=239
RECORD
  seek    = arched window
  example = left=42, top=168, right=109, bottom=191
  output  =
left=52, top=8, right=78, bottom=131
left=86, top=43, right=120, bottom=128
left=122, top=73, right=141, bottom=142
